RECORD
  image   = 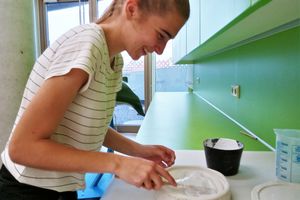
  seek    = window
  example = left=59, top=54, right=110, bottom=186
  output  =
left=154, top=41, right=192, bottom=92
left=44, top=0, right=89, bottom=46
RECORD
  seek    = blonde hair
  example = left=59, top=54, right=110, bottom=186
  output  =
left=96, top=0, right=190, bottom=24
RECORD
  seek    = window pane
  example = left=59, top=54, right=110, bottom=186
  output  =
left=155, top=41, right=191, bottom=92
left=45, top=1, right=89, bottom=45
left=97, top=0, right=112, bottom=17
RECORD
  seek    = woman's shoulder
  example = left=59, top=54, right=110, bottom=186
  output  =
left=50, top=23, right=106, bottom=52
left=53, top=23, right=104, bottom=43
left=70, top=23, right=105, bottom=40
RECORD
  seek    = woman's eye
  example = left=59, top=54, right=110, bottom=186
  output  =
left=158, top=33, right=164, bottom=41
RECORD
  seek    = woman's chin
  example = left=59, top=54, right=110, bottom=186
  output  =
left=132, top=56, right=140, bottom=61
left=130, top=54, right=142, bottom=60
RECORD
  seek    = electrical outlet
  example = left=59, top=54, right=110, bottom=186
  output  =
left=231, top=85, right=240, bottom=98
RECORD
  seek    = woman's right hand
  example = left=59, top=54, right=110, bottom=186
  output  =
left=114, top=155, right=176, bottom=190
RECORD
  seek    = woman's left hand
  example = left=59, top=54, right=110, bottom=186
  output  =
left=137, top=145, right=176, bottom=168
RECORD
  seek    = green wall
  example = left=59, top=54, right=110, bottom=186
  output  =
left=193, top=25, right=300, bottom=148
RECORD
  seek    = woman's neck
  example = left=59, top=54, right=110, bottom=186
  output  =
left=98, top=20, right=124, bottom=59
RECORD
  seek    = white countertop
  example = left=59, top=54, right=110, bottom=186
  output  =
left=102, top=150, right=276, bottom=200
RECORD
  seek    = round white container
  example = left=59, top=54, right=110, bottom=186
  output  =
left=156, top=166, right=230, bottom=200
left=251, top=181, right=300, bottom=200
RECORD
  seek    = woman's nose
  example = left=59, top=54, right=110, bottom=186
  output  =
left=155, top=41, right=167, bottom=55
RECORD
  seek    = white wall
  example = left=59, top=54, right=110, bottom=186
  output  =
left=0, top=1, right=37, bottom=159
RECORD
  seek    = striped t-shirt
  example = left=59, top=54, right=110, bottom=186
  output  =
left=1, top=23, right=123, bottom=192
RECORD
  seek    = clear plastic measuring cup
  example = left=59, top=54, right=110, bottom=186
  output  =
left=274, top=129, right=300, bottom=183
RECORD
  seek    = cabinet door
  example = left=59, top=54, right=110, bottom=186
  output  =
left=172, top=24, right=186, bottom=64
left=186, top=0, right=201, bottom=54
left=251, top=0, right=260, bottom=5
left=200, top=0, right=251, bottom=43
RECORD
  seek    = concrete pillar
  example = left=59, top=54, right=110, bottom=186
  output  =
left=0, top=1, right=37, bottom=156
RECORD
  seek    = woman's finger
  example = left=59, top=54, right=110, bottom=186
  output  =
left=155, top=165, right=176, bottom=186
left=150, top=173, right=163, bottom=190
left=142, top=179, right=154, bottom=190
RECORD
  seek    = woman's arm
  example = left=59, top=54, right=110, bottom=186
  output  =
left=103, top=127, right=142, bottom=156
left=103, top=127, right=176, bottom=168
left=8, top=68, right=175, bottom=189
left=8, top=68, right=117, bottom=173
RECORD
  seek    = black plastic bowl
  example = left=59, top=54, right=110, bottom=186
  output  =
left=203, top=138, right=244, bottom=176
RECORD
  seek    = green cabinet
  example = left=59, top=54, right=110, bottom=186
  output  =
left=186, top=0, right=201, bottom=54
left=200, top=0, right=251, bottom=43
left=173, top=0, right=200, bottom=63
left=173, top=0, right=251, bottom=63
left=173, top=0, right=300, bottom=64
left=172, top=24, right=187, bottom=64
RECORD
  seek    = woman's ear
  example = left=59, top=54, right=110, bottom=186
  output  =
left=124, top=0, right=139, bottom=20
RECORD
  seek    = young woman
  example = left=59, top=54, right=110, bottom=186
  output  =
left=0, top=0, right=190, bottom=199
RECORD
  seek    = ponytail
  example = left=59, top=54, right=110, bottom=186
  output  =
left=96, top=0, right=125, bottom=24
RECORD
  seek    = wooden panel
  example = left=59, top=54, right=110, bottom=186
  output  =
left=172, top=24, right=187, bottom=64
left=186, top=0, right=201, bottom=54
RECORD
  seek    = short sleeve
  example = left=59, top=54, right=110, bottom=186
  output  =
left=45, top=27, right=102, bottom=93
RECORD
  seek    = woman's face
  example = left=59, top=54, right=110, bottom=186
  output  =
left=123, top=9, right=185, bottom=60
